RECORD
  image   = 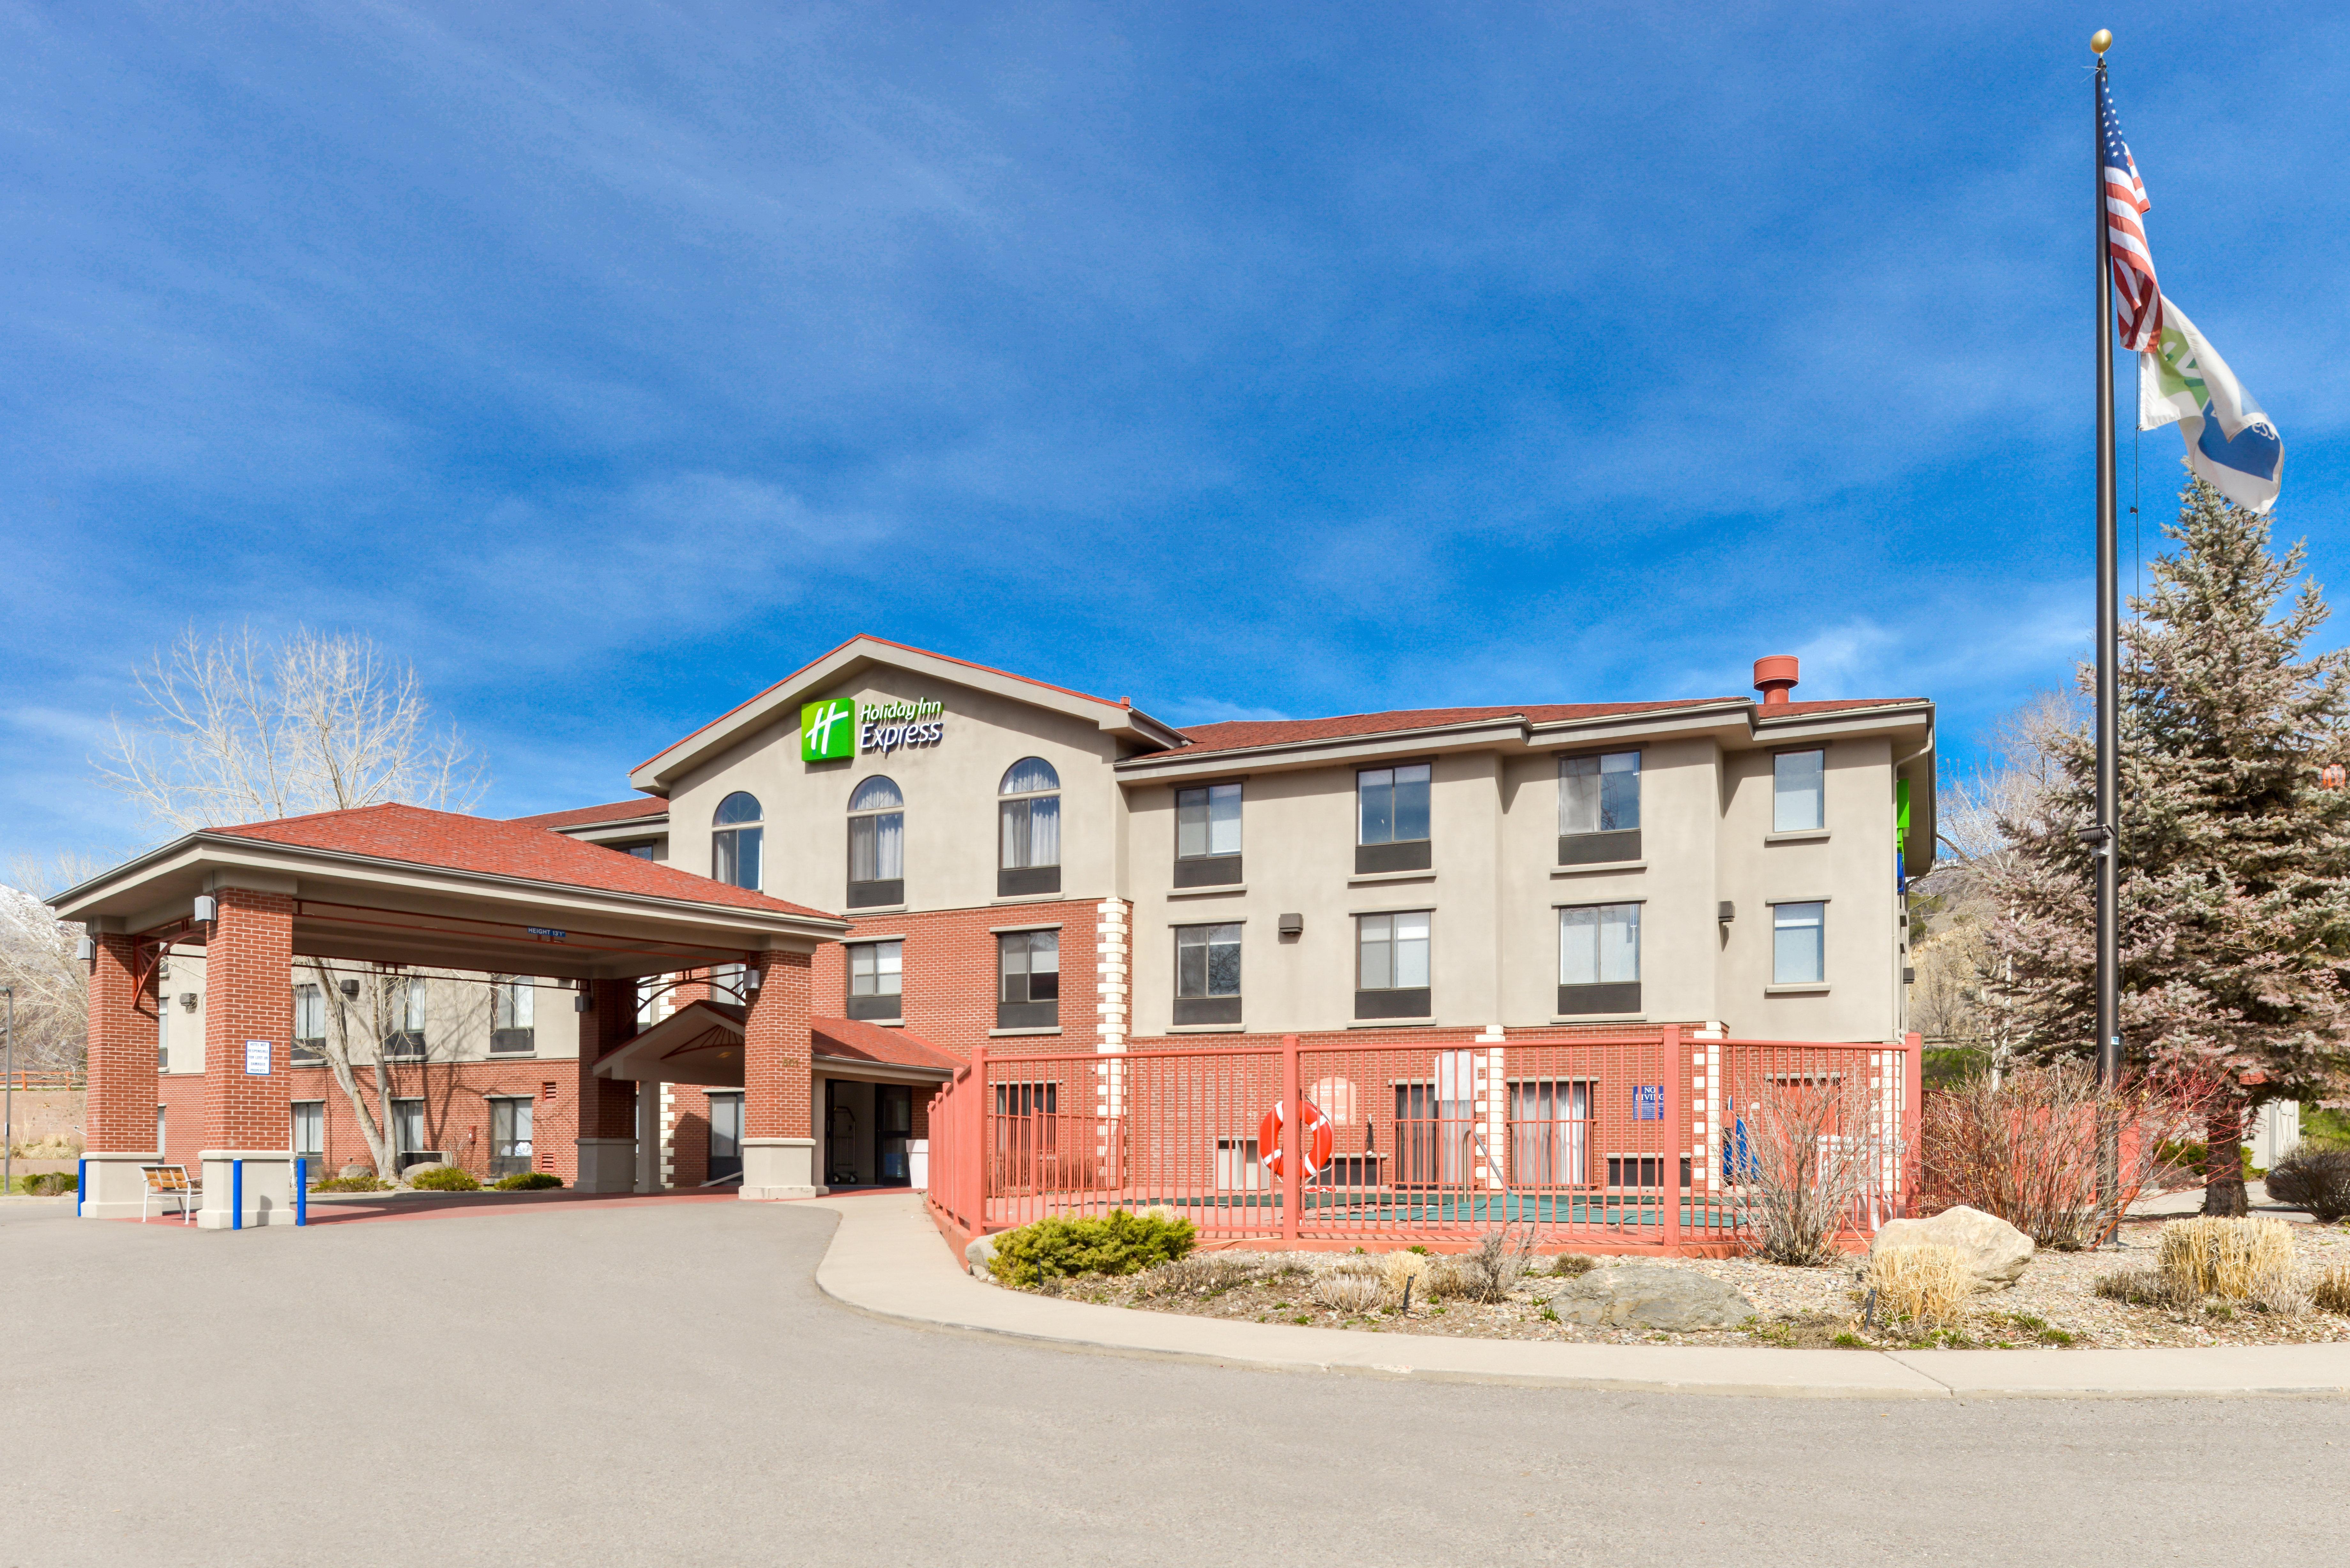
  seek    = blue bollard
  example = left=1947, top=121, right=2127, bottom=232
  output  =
left=232, top=1159, right=243, bottom=1232
left=295, top=1157, right=306, bottom=1227
left=77, top=1156, right=87, bottom=1216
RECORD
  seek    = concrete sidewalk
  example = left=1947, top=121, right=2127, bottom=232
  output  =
left=809, top=1192, right=2350, bottom=1400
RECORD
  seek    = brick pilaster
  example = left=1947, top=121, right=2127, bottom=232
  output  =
left=745, top=950, right=811, bottom=1140
left=574, top=977, right=641, bottom=1140
left=200, top=887, right=293, bottom=1151
left=85, top=931, right=157, bottom=1153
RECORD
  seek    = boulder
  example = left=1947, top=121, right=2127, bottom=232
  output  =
left=398, top=1161, right=452, bottom=1184
left=338, top=1163, right=375, bottom=1181
left=966, top=1234, right=998, bottom=1281
left=1531, top=1262, right=1755, bottom=1330
left=1869, top=1205, right=2033, bottom=1289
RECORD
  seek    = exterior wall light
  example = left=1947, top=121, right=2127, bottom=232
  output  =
left=1277, top=913, right=1303, bottom=937
left=178, top=992, right=200, bottom=1012
left=339, top=979, right=360, bottom=999
left=76, top=935, right=95, bottom=964
left=744, top=966, right=762, bottom=992
left=1718, top=901, right=1736, bottom=923
left=192, top=895, right=217, bottom=923
left=574, top=991, right=594, bottom=1013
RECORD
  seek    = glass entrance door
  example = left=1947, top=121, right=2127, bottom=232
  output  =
left=707, top=1093, right=743, bottom=1182
left=876, top=1085, right=913, bottom=1187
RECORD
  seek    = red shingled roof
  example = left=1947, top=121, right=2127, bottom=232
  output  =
left=1158, top=696, right=1924, bottom=759
left=810, top=1014, right=963, bottom=1074
left=507, top=798, right=669, bottom=830
left=209, top=803, right=839, bottom=921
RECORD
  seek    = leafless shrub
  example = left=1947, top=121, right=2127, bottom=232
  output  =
left=2264, top=1144, right=2350, bottom=1224
left=1549, top=1254, right=1597, bottom=1278
left=1723, top=1069, right=1899, bottom=1266
left=1866, top=1245, right=1971, bottom=1330
left=1921, top=1064, right=2216, bottom=1249
left=1421, top=1257, right=1475, bottom=1301
left=1309, top=1262, right=1384, bottom=1314
left=1447, top=1228, right=1536, bottom=1304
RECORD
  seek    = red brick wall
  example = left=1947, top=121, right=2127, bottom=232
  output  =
left=281, top=1060, right=580, bottom=1181
left=665, top=1084, right=711, bottom=1187
left=814, top=898, right=1107, bottom=1061
left=199, top=888, right=293, bottom=1151
left=85, top=931, right=158, bottom=1153
left=746, top=950, right=812, bottom=1140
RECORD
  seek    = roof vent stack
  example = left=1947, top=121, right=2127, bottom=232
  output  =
left=1752, top=655, right=1799, bottom=710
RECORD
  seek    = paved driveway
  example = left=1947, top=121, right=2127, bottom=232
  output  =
left=4, top=1199, right=2344, bottom=1566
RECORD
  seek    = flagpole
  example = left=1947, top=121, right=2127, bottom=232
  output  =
left=2092, top=30, right=2124, bottom=1225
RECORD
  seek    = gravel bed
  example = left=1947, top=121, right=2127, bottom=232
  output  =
left=1013, top=1217, right=2350, bottom=1350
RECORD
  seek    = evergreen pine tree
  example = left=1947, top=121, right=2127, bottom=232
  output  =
left=1986, top=475, right=2350, bottom=1214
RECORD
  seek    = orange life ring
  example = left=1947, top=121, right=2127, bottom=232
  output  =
left=1259, top=1098, right=1334, bottom=1180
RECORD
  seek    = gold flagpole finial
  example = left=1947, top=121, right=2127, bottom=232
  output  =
left=2091, top=29, right=2113, bottom=55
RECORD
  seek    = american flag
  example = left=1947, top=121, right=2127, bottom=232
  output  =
left=2099, top=71, right=2162, bottom=351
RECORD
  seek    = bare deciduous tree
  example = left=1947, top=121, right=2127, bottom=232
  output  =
left=100, top=625, right=491, bottom=1180
left=1, top=853, right=115, bottom=1078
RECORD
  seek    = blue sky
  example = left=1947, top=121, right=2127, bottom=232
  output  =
left=5, top=1, right=2346, bottom=869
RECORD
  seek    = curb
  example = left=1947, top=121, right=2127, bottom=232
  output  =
left=805, top=1193, right=2350, bottom=1400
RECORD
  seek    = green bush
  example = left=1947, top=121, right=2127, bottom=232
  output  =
left=988, top=1210, right=1197, bottom=1288
left=313, top=1175, right=390, bottom=1192
left=492, top=1171, right=563, bottom=1191
left=13, top=1171, right=78, bottom=1195
left=408, top=1165, right=482, bottom=1191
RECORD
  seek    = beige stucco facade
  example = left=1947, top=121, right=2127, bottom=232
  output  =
left=607, top=638, right=1934, bottom=1047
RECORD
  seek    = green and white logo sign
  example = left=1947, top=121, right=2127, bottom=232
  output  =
left=801, top=699, right=857, bottom=762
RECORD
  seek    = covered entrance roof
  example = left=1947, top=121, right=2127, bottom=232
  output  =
left=594, top=1001, right=961, bottom=1087
left=50, top=803, right=850, bottom=978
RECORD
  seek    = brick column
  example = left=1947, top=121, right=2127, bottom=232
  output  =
left=198, top=887, right=296, bottom=1228
left=572, top=976, right=641, bottom=1192
left=741, top=949, right=815, bottom=1199
left=80, top=930, right=160, bottom=1218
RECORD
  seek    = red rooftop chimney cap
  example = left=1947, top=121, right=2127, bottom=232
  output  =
left=1753, top=655, right=1799, bottom=709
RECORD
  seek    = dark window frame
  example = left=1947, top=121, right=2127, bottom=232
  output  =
left=1173, top=923, right=1242, bottom=1026
left=996, top=929, right=1061, bottom=1029
left=846, top=939, right=905, bottom=1021
left=1354, top=910, right=1433, bottom=1020
left=848, top=775, right=906, bottom=908
left=1355, top=763, right=1432, bottom=874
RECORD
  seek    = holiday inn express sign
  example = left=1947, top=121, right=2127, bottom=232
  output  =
left=801, top=697, right=946, bottom=761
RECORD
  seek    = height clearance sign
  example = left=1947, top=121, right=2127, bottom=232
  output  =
left=801, top=698, right=945, bottom=760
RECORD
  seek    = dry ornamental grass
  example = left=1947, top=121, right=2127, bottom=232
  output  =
left=1865, top=1244, right=1972, bottom=1331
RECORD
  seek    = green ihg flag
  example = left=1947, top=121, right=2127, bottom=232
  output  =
left=801, top=699, right=855, bottom=761
left=2139, top=297, right=2284, bottom=513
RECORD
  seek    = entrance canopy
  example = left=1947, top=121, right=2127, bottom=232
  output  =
left=595, top=1002, right=960, bottom=1088
left=49, top=802, right=850, bottom=979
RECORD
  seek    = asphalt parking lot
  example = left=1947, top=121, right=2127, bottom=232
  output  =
left=5, top=1197, right=2345, bottom=1566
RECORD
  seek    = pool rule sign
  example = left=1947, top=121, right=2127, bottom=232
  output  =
left=244, top=1038, right=271, bottom=1075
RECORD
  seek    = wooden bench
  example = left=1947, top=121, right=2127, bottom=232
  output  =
left=140, top=1164, right=198, bottom=1225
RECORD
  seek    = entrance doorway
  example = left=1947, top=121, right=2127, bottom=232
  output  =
left=823, top=1079, right=916, bottom=1188
left=707, top=1092, right=743, bottom=1182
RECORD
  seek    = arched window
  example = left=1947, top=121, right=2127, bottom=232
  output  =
left=998, top=757, right=1061, bottom=897
left=847, top=775, right=904, bottom=908
left=711, top=791, right=762, bottom=890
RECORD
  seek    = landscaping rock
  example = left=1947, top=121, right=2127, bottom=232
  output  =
left=339, top=1163, right=374, bottom=1180
left=1870, top=1205, right=2033, bottom=1289
left=967, top=1235, right=998, bottom=1280
left=398, top=1161, right=453, bottom=1184
left=1531, top=1262, right=1756, bottom=1330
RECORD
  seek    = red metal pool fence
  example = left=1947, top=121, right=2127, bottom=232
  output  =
left=924, top=1029, right=1924, bottom=1255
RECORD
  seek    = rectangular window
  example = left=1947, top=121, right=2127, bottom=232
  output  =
left=847, top=810, right=904, bottom=907
left=291, top=1100, right=324, bottom=1165
left=999, top=796, right=1061, bottom=870
left=1558, top=903, right=1641, bottom=1015
left=707, top=1092, right=744, bottom=1181
left=992, top=1082, right=1060, bottom=1192
left=1773, top=749, right=1826, bottom=832
left=1355, top=911, right=1432, bottom=1019
left=1772, top=901, right=1826, bottom=984
left=488, top=1097, right=534, bottom=1178
left=1355, top=764, right=1432, bottom=872
left=157, top=1006, right=169, bottom=1074
left=292, top=982, right=325, bottom=1066
left=1394, top=1069, right=1472, bottom=1187
left=1559, top=751, right=1641, bottom=864
left=1173, top=923, right=1242, bottom=1026
left=996, top=931, right=1060, bottom=1029
left=1509, top=1079, right=1589, bottom=1187
left=1174, top=783, right=1244, bottom=886
left=383, top=976, right=427, bottom=1059
left=155, top=1103, right=166, bottom=1159
left=846, top=940, right=905, bottom=1021
left=1214, top=1136, right=1265, bottom=1191
left=491, top=978, right=535, bottom=1054
left=391, top=1097, right=427, bottom=1159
